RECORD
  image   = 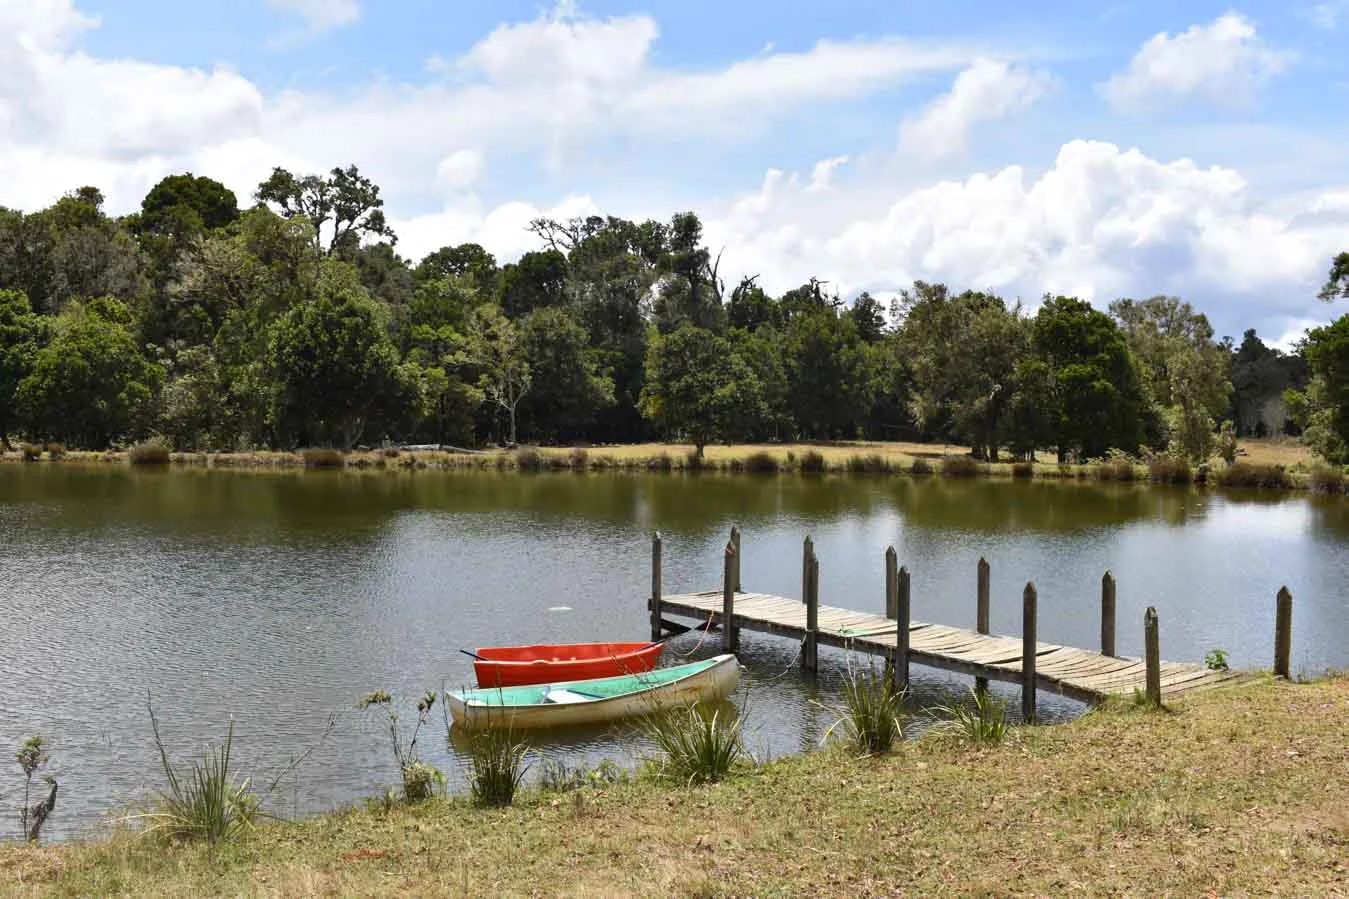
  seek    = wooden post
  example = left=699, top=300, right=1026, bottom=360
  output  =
left=730, top=526, right=742, bottom=593
left=893, top=566, right=911, bottom=693
left=975, top=558, right=990, bottom=694
left=722, top=542, right=738, bottom=652
left=1022, top=582, right=1037, bottom=723
left=1101, top=571, right=1116, bottom=658
left=802, top=555, right=819, bottom=671
left=884, top=547, right=898, bottom=619
left=650, top=532, right=663, bottom=641
left=1274, top=586, right=1292, bottom=679
left=1144, top=606, right=1161, bottom=707
left=801, top=536, right=814, bottom=605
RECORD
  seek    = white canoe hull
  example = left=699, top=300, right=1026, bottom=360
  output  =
left=447, top=654, right=740, bottom=731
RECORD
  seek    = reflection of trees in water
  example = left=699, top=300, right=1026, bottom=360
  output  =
left=1307, top=495, right=1349, bottom=538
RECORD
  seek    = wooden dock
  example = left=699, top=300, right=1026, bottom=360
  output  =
left=648, top=530, right=1276, bottom=720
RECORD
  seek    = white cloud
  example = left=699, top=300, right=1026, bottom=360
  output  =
left=899, top=59, right=1051, bottom=163
left=1101, top=13, right=1291, bottom=112
left=267, top=0, right=360, bottom=33
left=806, top=157, right=849, bottom=193
left=1307, top=1, right=1349, bottom=30
left=436, top=149, right=484, bottom=191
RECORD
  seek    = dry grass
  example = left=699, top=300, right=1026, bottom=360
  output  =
left=3, top=675, right=1345, bottom=897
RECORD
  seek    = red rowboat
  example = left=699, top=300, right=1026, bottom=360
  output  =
left=469, top=642, right=665, bottom=688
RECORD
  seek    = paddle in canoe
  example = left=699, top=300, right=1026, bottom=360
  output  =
left=466, top=641, right=664, bottom=688
left=445, top=654, right=740, bottom=731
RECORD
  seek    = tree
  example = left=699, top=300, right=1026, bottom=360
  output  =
left=267, top=268, right=414, bottom=448
left=15, top=298, right=163, bottom=447
left=782, top=308, right=879, bottom=439
left=1230, top=329, right=1304, bottom=436
left=1032, top=296, right=1147, bottom=462
left=462, top=305, right=531, bottom=445
left=1286, top=314, right=1349, bottom=464
left=516, top=308, right=614, bottom=441
left=1319, top=251, right=1349, bottom=302
left=416, top=243, right=499, bottom=296
left=255, top=165, right=395, bottom=254
left=640, top=325, right=764, bottom=458
left=653, top=212, right=723, bottom=332
left=498, top=250, right=568, bottom=319
left=0, top=290, right=44, bottom=448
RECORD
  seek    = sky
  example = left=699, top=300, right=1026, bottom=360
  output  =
left=2, top=0, right=1349, bottom=346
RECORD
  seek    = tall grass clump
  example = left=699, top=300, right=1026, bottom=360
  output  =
left=846, top=454, right=892, bottom=475
left=513, top=446, right=545, bottom=472
left=1011, top=461, right=1034, bottom=480
left=941, top=455, right=981, bottom=478
left=300, top=447, right=345, bottom=469
left=648, top=451, right=673, bottom=473
left=44, top=442, right=66, bottom=460
left=1094, top=452, right=1137, bottom=482
left=1217, top=461, right=1291, bottom=489
left=743, top=451, right=780, bottom=474
left=129, top=440, right=171, bottom=466
left=639, top=704, right=745, bottom=786
left=1308, top=466, right=1345, bottom=495
left=143, top=704, right=260, bottom=843
left=910, top=458, right=933, bottom=476
left=466, top=727, right=531, bottom=807
left=825, top=665, right=905, bottom=755
left=932, top=687, right=1009, bottom=745
left=568, top=447, right=589, bottom=471
left=20, top=442, right=42, bottom=461
left=1148, top=456, right=1192, bottom=484
left=359, top=690, right=445, bottom=803
left=799, top=450, right=827, bottom=474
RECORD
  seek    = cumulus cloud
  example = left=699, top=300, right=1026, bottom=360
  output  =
left=436, top=149, right=484, bottom=191
left=899, top=59, right=1051, bottom=163
left=1306, top=1, right=1349, bottom=30
left=1101, top=13, right=1291, bottom=111
left=267, top=0, right=360, bottom=33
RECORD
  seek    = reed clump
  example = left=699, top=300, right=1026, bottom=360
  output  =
left=1308, top=466, right=1345, bottom=495
left=846, top=454, right=892, bottom=475
left=300, top=447, right=345, bottom=469
left=828, top=665, right=905, bottom=756
left=1094, top=456, right=1137, bottom=482
left=1147, top=456, right=1192, bottom=485
left=798, top=450, right=827, bottom=474
left=20, top=442, right=42, bottom=462
left=647, top=452, right=673, bottom=473
left=932, top=687, right=1009, bottom=745
left=568, top=447, right=589, bottom=471
left=44, top=442, right=66, bottom=460
left=464, top=728, right=531, bottom=807
left=143, top=706, right=260, bottom=843
left=940, top=456, right=981, bottom=478
left=128, top=441, right=171, bottom=466
left=639, top=705, right=746, bottom=786
left=910, top=458, right=933, bottom=476
left=742, top=451, right=780, bottom=474
left=1216, top=461, right=1291, bottom=489
left=513, top=447, right=545, bottom=472
left=1011, top=461, right=1034, bottom=480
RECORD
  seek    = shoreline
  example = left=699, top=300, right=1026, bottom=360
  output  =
left=1, top=438, right=1343, bottom=496
left=1, top=673, right=1344, bottom=896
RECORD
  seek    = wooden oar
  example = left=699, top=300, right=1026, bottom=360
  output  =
left=458, top=649, right=486, bottom=661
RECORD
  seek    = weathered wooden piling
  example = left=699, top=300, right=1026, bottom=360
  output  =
left=802, top=553, right=820, bottom=671
left=730, top=526, right=742, bottom=592
left=1101, top=571, right=1116, bottom=658
left=1144, top=607, right=1161, bottom=707
left=801, top=536, right=814, bottom=606
left=893, top=565, right=911, bottom=693
left=1022, top=581, right=1037, bottom=723
left=884, top=547, right=898, bottom=619
left=975, top=558, right=990, bottom=693
left=722, top=542, right=738, bottom=652
left=650, top=532, right=663, bottom=641
left=1274, top=586, right=1292, bottom=679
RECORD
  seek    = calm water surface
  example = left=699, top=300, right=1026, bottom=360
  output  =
left=1, top=466, right=1346, bottom=840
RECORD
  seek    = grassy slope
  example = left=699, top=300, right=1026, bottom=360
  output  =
left=2, top=675, right=1346, bottom=897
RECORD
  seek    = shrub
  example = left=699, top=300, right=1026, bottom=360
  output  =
left=1011, top=461, right=1034, bottom=480
left=910, top=458, right=933, bottom=476
left=799, top=450, right=827, bottom=474
left=568, top=447, right=589, bottom=471
left=300, top=447, right=345, bottom=469
left=1148, top=457, right=1193, bottom=485
left=1215, top=420, right=1239, bottom=465
left=144, top=705, right=259, bottom=843
left=846, top=454, right=891, bottom=475
left=129, top=441, right=172, bottom=466
left=827, top=665, right=905, bottom=755
left=1204, top=648, right=1230, bottom=671
left=932, top=687, right=1009, bottom=744
left=684, top=450, right=706, bottom=472
left=44, top=442, right=66, bottom=460
left=648, top=452, right=673, bottom=473
left=20, top=443, right=42, bottom=462
left=464, top=728, right=531, bottom=807
left=16, top=735, right=57, bottom=843
left=1217, top=462, right=1291, bottom=489
left=742, top=451, right=779, bottom=474
left=1308, top=466, right=1345, bottom=495
left=1094, top=454, right=1137, bottom=482
left=639, top=705, right=746, bottom=786
left=514, top=447, right=545, bottom=472
left=941, top=456, right=980, bottom=478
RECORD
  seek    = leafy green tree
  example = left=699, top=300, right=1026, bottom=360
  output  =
left=1230, top=330, right=1304, bottom=436
left=1286, top=314, right=1349, bottom=464
left=726, top=276, right=780, bottom=333
left=653, top=212, right=723, bottom=333
left=1031, top=296, right=1147, bottom=462
left=139, top=173, right=240, bottom=234
left=255, top=165, right=395, bottom=255
left=516, top=308, right=614, bottom=441
left=0, top=290, right=45, bottom=448
left=416, top=244, right=500, bottom=297
left=782, top=309, right=879, bottom=439
left=498, top=250, right=568, bottom=319
left=462, top=305, right=531, bottom=445
left=267, top=268, right=413, bottom=447
left=641, top=325, right=764, bottom=458
left=15, top=298, right=163, bottom=447
left=1319, top=252, right=1349, bottom=302
left=158, top=345, right=226, bottom=449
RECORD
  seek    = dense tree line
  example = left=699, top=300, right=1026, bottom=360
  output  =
left=0, top=165, right=1343, bottom=464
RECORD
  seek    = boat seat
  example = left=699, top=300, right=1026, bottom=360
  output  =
left=544, top=688, right=595, bottom=704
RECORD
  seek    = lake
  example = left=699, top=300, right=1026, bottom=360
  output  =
left=1, top=465, right=1345, bottom=841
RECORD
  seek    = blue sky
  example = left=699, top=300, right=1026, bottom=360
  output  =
left=3, top=0, right=1349, bottom=344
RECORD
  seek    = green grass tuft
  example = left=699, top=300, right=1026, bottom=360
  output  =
left=1216, top=461, right=1291, bottom=489
left=932, top=687, right=1009, bottom=745
left=142, top=706, right=260, bottom=843
left=128, top=441, right=172, bottom=466
left=466, top=729, right=531, bottom=807
left=828, top=664, right=905, bottom=755
left=846, top=454, right=892, bottom=475
left=910, top=458, right=933, bottom=476
left=1308, top=466, right=1345, bottom=495
left=1148, top=457, right=1192, bottom=484
left=742, top=451, right=780, bottom=474
left=798, top=450, right=827, bottom=474
left=940, top=456, right=981, bottom=478
left=300, top=447, right=345, bottom=469
left=639, top=704, right=746, bottom=786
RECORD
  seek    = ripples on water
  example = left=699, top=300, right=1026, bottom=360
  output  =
left=1, top=467, right=1345, bottom=841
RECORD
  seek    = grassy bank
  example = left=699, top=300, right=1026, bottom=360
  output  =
left=2, top=438, right=1340, bottom=494
left=1, top=674, right=1345, bottom=897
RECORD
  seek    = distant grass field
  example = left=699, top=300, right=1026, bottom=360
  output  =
left=2, top=674, right=1344, bottom=897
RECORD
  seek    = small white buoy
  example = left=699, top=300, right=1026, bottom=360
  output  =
left=548, top=606, right=573, bottom=612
